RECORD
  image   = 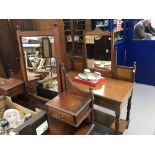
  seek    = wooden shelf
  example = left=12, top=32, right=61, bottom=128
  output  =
left=48, top=88, right=58, bottom=92
left=74, top=29, right=85, bottom=32
left=63, top=19, right=91, bottom=57
left=74, top=41, right=84, bottom=44
left=74, top=34, right=83, bottom=36
left=64, top=30, right=72, bottom=32
left=63, top=21, right=71, bottom=23
left=66, top=41, right=73, bottom=43
left=74, top=124, right=95, bottom=135
left=94, top=109, right=128, bottom=135
left=73, top=19, right=85, bottom=22
left=23, top=44, right=40, bottom=47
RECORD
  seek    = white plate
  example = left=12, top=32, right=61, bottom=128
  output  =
left=93, top=72, right=101, bottom=80
left=78, top=73, right=87, bottom=80
left=87, top=74, right=97, bottom=81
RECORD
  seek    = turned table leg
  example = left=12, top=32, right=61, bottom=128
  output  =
left=115, top=110, right=120, bottom=135
left=126, top=93, right=133, bottom=129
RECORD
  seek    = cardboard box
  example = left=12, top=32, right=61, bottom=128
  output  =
left=0, top=96, right=48, bottom=135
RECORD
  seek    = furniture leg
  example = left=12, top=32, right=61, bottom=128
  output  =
left=115, top=110, right=120, bottom=135
left=126, top=94, right=132, bottom=129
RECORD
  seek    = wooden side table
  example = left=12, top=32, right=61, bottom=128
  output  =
left=46, top=63, right=95, bottom=135
left=46, top=91, right=94, bottom=135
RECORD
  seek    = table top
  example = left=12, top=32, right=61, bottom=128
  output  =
left=46, top=92, right=91, bottom=115
left=67, top=71, right=134, bottom=103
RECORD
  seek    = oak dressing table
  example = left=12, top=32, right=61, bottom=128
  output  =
left=65, top=28, right=136, bottom=134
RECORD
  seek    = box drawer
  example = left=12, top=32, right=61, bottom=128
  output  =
left=48, top=107, right=74, bottom=126
left=48, top=103, right=91, bottom=127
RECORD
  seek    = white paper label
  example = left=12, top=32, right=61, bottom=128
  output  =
left=36, top=120, right=48, bottom=135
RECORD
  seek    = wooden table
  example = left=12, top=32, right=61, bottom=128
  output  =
left=67, top=71, right=134, bottom=134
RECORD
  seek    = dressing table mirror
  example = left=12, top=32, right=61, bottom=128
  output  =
left=17, top=28, right=61, bottom=94
left=84, top=28, right=115, bottom=77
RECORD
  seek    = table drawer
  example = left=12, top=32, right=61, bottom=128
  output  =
left=48, top=108, right=74, bottom=126
left=48, top=103, right=91, bottom=127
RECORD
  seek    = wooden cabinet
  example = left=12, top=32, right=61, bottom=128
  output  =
left=63, top=19, right=92, bottom=72
left=63, top=19, right=92, bottom=56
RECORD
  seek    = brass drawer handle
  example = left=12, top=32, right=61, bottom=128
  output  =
left=56, top=113, right=64, bottom=120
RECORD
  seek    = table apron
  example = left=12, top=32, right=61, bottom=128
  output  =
left=94, top=95, right=121, bottom=111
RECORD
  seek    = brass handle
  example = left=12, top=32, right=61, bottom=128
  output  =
left=56, top=113, right=64, bottom=120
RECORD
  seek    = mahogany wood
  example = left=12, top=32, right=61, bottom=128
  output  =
left=74, top=124, right=95, bottom=135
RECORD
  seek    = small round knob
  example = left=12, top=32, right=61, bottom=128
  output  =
left=1, top=119, right=9, bottom=128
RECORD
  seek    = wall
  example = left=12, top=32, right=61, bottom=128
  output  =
left=126, top=19, right=155, bottom=86
left=115, top=41, right=126, bottom=65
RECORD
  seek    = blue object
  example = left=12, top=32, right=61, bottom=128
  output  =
left=125, top=19, right=155, bottom=86
left=92, top=19, right=155, bottom=86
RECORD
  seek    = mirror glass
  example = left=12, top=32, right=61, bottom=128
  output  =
left=85, top=35, right=111, bottom=70
left=22, top=36, right=58, bottom=92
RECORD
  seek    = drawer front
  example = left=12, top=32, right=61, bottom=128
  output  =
left=94, top=96, right=117, bottom=111
left=48, top=108, right=75, bottom=126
